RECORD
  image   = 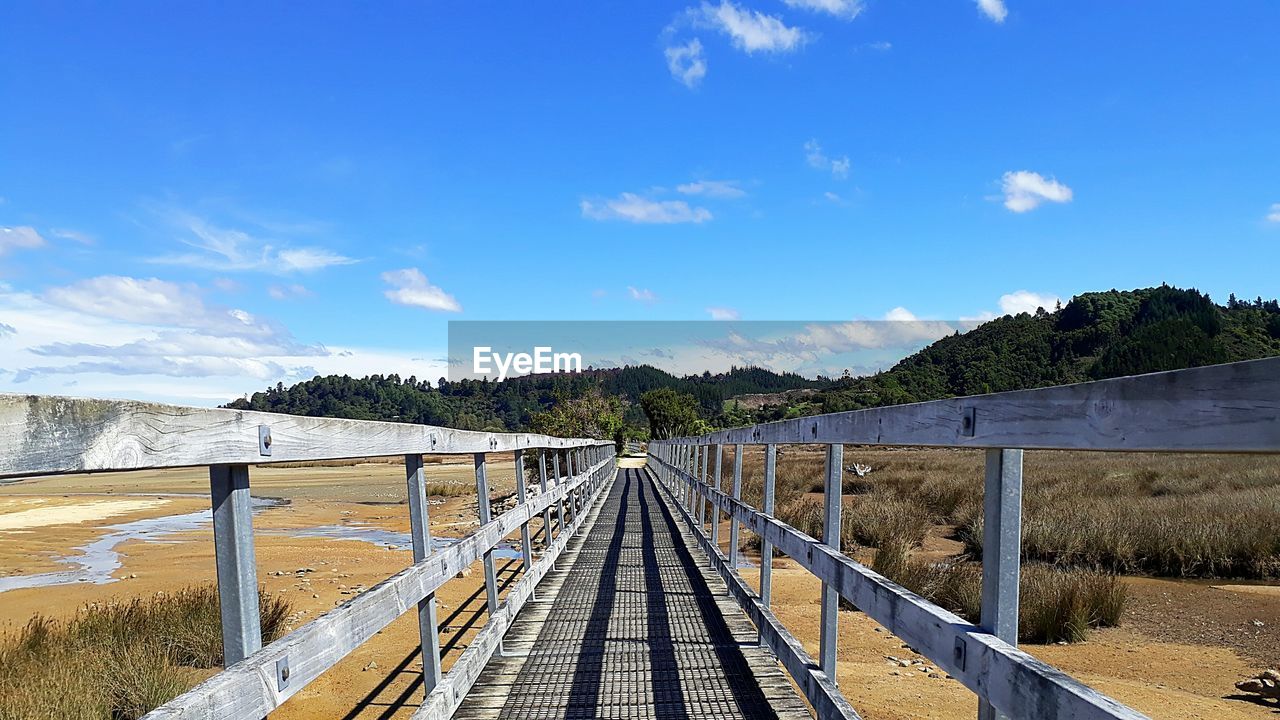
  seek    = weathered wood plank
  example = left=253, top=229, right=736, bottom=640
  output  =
left=653, top=454, right=1150, bottom=720
left=142, top=457, right=612, bottom=719
left=654, top=358, right=1280, bottom=453
left=0, top=394, right=612, bottom=478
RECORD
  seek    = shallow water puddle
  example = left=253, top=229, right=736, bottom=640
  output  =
left=0, top=499, right=521, bottom=593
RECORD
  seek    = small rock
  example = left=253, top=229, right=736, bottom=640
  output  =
left=363, top=661, right=379, bottom=672
left=312, top=593, right=319, bottom=599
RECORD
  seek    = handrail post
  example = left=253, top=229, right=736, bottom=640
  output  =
left=729, top=443, right=743, bottom=569
left=552, top=451, right=564, bottom=535
left=697, top=444, right=709, bottom=530
left=209, top=464, right=262, bottom=666
left=688, top=445, right=699, bottom=511
left=566, top=450, right=579, bottom=526
left=710, top=443, right=723, bottom=566
left=514, top=449, right=535, bottom=600
left=820, top=443, right=843, bottom=678
left=539, top=450, right=554, bottom=548
left=759, top=443, right=777, bottom=649
left=405, top=454, right=443, bottom=692
left=978, top=448, right=1024, bottom=720
left=473, top=452, right=502, bottom=654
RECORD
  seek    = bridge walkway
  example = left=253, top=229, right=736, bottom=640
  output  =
left=455, top=467, right=811, bottom=720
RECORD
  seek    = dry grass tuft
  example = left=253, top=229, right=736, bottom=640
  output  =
left=872, top=541, right=1126, bottom=643
left=0, top=585, right=291, bottom=720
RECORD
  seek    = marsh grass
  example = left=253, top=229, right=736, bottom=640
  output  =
left=0, top=586, right=291, bottom=720
left=872, top=541, right=1127, bottom=643
left=731, top=446, right=1280, bottom=579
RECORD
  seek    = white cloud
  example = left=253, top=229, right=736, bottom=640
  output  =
left=0, top=226, right=46, bottom=255
left=676, top=179, right=746, bottom=198
left=43, top=276, right=294, bottom=341
left=268, top=284, right=312, bottom=300
left=381, top=268, right=462, bottom=312
left=151, top=213, right=357, bottom=273
left=1000, top=170, right=1073, bottom=212
left=784, top=0, right=863, bottom=20
left=665, top=39, right=707, bottom=88
left=823, top=191, right=847, bottom=205
left=1266, top=203, right=1280, bottom=223
left=628, top=287, right=658, bottom=303
left=0, top=278, right=340, bottom=401
left=999, top=290, right=1060, bottom=315
left=804, top=139, right=850, bottom=180
left=695, top=1, right=809, bottom=53
left=976, top=0, right=1008, bottom=23
left=581, top=193, right=712, bottom=224
left=49, top=228, right=94, bottom=244
left=883, top=306, right=917, bottom=322
left=707, top=306, right=740, bottom=320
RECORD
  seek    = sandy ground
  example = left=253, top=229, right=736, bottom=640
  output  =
left=2, top=457, right=1278, bottom=719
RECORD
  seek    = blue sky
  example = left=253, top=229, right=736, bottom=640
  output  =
left=1, top=1, right=1278, bottom=404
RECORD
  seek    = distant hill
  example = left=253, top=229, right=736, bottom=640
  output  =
left=811, top=285, right=1280, bottom=415
left=227, top=285, right=1280, bottom=434
left=224, top=364, right=824, bottom=433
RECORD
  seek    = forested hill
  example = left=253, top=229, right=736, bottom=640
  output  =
left=226, top=285, right=1280, bottom=434
left=223, top=364, right=823, bottom=433
left=811, top=286, right=1280, bottom=416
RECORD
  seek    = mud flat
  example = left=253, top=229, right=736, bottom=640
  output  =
left=3, top=456, right=1279, bottom=718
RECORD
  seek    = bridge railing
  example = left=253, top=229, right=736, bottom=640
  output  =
left=0, top=394, right=616, bottom=720
left=647, top=357, right=1280, bottom=720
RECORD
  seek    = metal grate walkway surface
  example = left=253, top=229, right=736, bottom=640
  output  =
left=455, top=467, right=811, bottom=720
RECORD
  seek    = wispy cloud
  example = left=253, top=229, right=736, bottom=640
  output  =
left=694, top=1, right=809, bottom=53
left=804, top=139, right=850, bottom=180
left=976, top=0, right=1008, bottom=23
left=381, top=268, right=462, bottom=312
left=823, top=191, right=847, bottom=206
left=1000, top=171, right=1073, bottom=212
left=0, top=226, right=46, bottom=255
left=150, top=212, right=357, bottom=273
left=784, top=0, right=863, bottom=20
left=665, top=38, right=707, bottom=88
left=1266, top=203, right=1280, bottom=223
left=706, top=306, right=740, bottom=320
left=628, top=286, right=658, bottom=303
left=676, top=179, right=746, bottom=198
left=49, top=228, right=94, bottom=244
left=581, top=193, right=712, bottom=224
left=268, top=283, right=313, bottom=300
left=999, top=290, right=1059, bottom=315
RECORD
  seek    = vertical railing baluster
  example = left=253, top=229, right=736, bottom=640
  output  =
left=759, top=443, right=777, bottom=648
left=697, top=444, right=708, bottom=531
left=405, top=454, right=442, bottom=692
left=539, top=450, right=554, bottom=547
left=566, top=449, right=578, bottom=526
left=209, top=464, right=262, bottom=666
left=710, top=443, right=723, bottom=566
left=978, top=448, right=1024, bottom=720
left=473, top=452, right=501, bottom=653
left=820, top=443, right=843, bottom=678
left=552, top=451, right=564, bottom=535
left=729, top=443, right=743, bottom=569
left=514, top=449, right=535, bottom=599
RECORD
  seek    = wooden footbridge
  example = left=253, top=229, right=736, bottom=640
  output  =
left=1, top=357, right=1277, bottom=719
